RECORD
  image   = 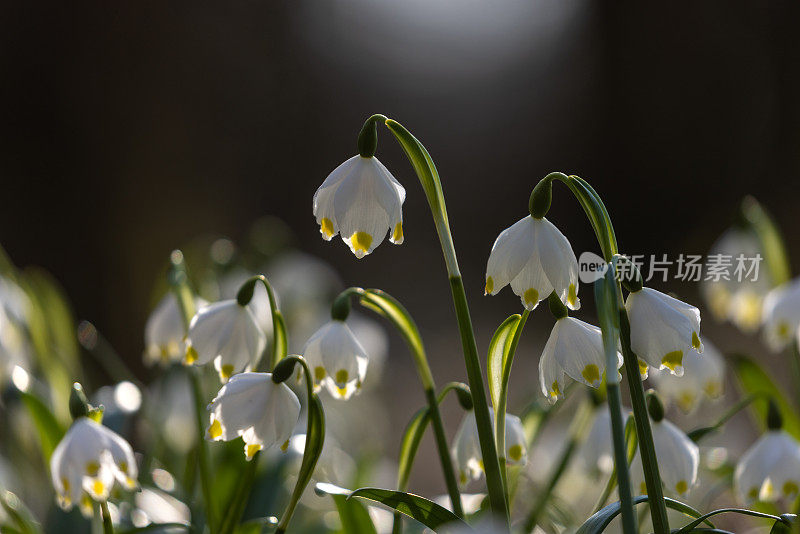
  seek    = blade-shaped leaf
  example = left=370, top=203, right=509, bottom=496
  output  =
left=397, top=407, right=431, bottom=491
left=347, top=487, right=469, bottom=531
left=577, top=496, right=710, bottom=534
left=20, top=391, right=65, bottom=462
left=486, top=314, right=522, bottom=411
left=315, top=483, right=378, bottom=534
left=732, top=355, right=800, bottom=440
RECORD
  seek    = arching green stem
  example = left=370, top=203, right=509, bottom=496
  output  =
left=381, top=117, right=507, bottom=523
left=534, top=174, right=669, bottom=534
left=168, top=250, right=217, bottom=534
left=494, top=308, right=529, bottom=492
left=100, top=502, right=114, bottom=534
left=273, top=355, right=325, bottom=534
left=236, top=274, right=288, bottom=370
left=336, top=286, right=463, bottom=518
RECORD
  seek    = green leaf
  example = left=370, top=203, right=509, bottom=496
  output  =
left=0, top=491, right=41, bottom=534
left=315, top=483, right=378, bottom=534
left=741, top=197, right=790, bottom=286
left=674, top=507, right=785, bottom=534
left=486, top=314, right=522, bottom=413
left=396, top=407, right=431, bottom=491
left=732, top=355, right=800, bottom=440
left=19, top=391, right=65, bottom=462
left=576, top=496, right=710, bottom=534
left=347, top=487, right=469, bottom=531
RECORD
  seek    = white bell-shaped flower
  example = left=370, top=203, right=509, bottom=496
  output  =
left=630, top=417, right=699, bottom=497
left=762, top=278, right=800, bottom=352
left=206, top=372, right=300, bottom=460
left=539, top=316, right=623, bottom=402
left=144, top=293, right=207, bottom=366
left=650, top=340, right=725, bottom=413
left=735, top=430, right=800, bottom=503
left=302, top=320, right=368, bottom=400
left=313, top=155, right=406, bottom=258
left=186, top=300, right=266, bottom=383
left=625, top=288, right=702, bottom=376
left=50, top=417, right=138, bottom=517
left=701, top=228, right=771, bottom=333
left=452, top=409, right=527, bottom=486
left=485, top=215, right=580, bottom=311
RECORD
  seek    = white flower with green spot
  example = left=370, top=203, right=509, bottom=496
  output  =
left=650, top=340, right=725, bottom=413
left=206, top=372, right=300, bottom=461
left=50, top=418, right=138, bottom=517
left=144, top=293, right=207, bottom=366
left=186, top=300, right=266, bottom=383
left=578, top=404, right=627, bottom=477
left=485, top=215, right=580, bottom=311
left=452, top=409, right=526, bottom=486
left=762, top=278, right=800, bottom=352
left=630, top=417, right=699, bottom=497
left=539, top=316, right=622, bottom=402
left=302, top=320, right=368, bottom=400
left=625, top=288, right=702, bottom=377
left=313, top=155, right=406, bottom=258
left=735, top=430, right=800, bottom=504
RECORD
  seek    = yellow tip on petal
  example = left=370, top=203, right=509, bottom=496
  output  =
left=208, top=418, right=223, bottom=440
left=314, top=366, right=326, bottom=382
left=691, top=331, right=702, bottom=350
left=638, top=359, right=649, bottom=378
left=778, top=320, right=791, bottom=340
left=392, top=223, right=403, bottom=243
left=320, top=218, right=335, bottom=240
left=675, top=480, right=688, bottom=494
left=703, top=380, right=722, bottom=398
left=581, top=364, right=601, bottom=386
left=640, top=482, right=648, bottom=495
left=219, top=364, right=235, bottom=382
left=567, top=283, right=578, bottom=308
left=550, top=381, right=561, bottom=398
left=661, top=351, right=683, bottom=372
left=334, top=369, right=349, bottom=386
left=350, top=232, right=373, bottom=257
left=184, top=346, right=198, bottom=365
left=86, top=461, right=100, bottom=477
left=280, top=439, right=290, bottom=452
left=523, top=288, right=539, bottom=308
left=485, top=276, right=494, bottom=295
left=92, top=480, right=105, bottom=496
left=508, top=444, right=523, bottom=462
left=783, top=480, right=799, bottom=497
left=246, top=443, right=262, bottom=460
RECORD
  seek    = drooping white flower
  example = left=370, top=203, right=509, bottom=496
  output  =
left=206, top=372, right=300, bottom=460
left=186, top=300, right=266, bottom=383
left=625, top=288, right=702, bottom=376
left=735, top=430, right=800, bottom=504
left=144, top=293, right=207, bottom=366
left=452, top=409, right=527, bottom=486
left=485, top=215, right=580, bottom=311
left=701, top=227, right=771, bottom=333
left=313, top=155, right=406, bottom=258
left=50, top=418, right=138, bottom=517
left=539, top=316, right=623, bottom=402
left=630, top=417, right=699, bottom=497
left=302, top=320, right=368, bottom=400
left=762, top=278, right=800, bottom=352
left=650, top=340, right=725, bottom=413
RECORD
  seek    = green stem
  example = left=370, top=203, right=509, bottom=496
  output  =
left=522, top=398, right=591, bottom=533
left=236, top=275, right=288, bottom=370
left=790, top=344, right=800, bottom=408
left=619, top=308, right=669, bottom=534
left=605, top=384, right=638, bottom=532
left=495, top=308, right=530, bottom=494
left=274, top=356, right=325, bottom=534
left=218, top=452, right=259, bottom=534
left=383, top=118, right=508, bottom=523
left=168, top=251, right=217, bottom=534
left=352, top=287, right=462, bottom=517
left=100, top=501, right=114, bottom=534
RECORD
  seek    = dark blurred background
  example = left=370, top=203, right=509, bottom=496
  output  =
left=2, top=0, right=800, bottom=490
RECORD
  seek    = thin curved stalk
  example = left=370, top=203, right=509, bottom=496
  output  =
left=381, top=118, right=508, bottom=524
left=168, top=251, right=217, bottom=534
left=100, top=502, right=114, bottom=534
left=274, top=355, right=325, bottom=534
left=236, top=274, right=288, bottom=370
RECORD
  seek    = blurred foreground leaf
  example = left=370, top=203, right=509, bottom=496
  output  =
left=732, top=355, right=800, bottom=440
